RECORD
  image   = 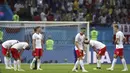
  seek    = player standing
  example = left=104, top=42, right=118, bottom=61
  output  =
left=30, top=26, right=43, bottom=70
left=2, top=40, right=19, bottom=69
left=84, top=39, right=106, bottom=70
left=72, top=28, right=88, bottom=72
left=10, top=42, right=29, bottom=71
left=107, top=24, right=128, bottom=71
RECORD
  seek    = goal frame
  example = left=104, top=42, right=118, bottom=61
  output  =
left=0, top=21, right=90, bottom=64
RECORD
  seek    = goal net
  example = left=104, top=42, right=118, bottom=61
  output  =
left=0, top=21, right=90, bottom=64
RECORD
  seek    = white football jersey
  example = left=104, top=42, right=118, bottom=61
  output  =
left=2, top=40, right=19, bottom=49
left=11, top=42, right=29, bottom=50
left=75, top=33, right=85, bottom=50
left=116, top=31, right=124, bottom=49
left=32, top=33, right=43, bottom=49
left=89, top=40, right=106, bottom=49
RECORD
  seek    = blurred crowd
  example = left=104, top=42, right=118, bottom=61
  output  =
left=7, top=0, right=130, bottom=25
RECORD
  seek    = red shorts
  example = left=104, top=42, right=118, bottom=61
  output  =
left=10, top=48, right=20, bottom=59
left=98, top=47, right=106, bottom=56
left=114, top=49, right=123, bottom=56
left=1, top=46, right=8, bottom=56
left=32, top=51, right=36, bottom=57
left=34, top=48, right=43, bottom=57
left=75, top=50, right=84, bottom=58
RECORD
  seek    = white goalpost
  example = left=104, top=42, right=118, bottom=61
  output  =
left=0, top=21, right=90, bottom=64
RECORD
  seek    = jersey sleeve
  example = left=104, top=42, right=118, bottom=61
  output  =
left=75, top=34, right=79, bottom=42
left=23, top=44, right=28, bottom=49
left=32, top=34, right=36, bottom=39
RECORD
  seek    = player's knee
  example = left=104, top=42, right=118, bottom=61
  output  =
left=113, top=54, right=117, bottom=58
left=119, top=56, right=124, bottom=59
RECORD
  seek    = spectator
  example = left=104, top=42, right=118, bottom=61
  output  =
left=67, top=1, right=73, bottom=13
left=14, top=1, right=24, bottom=12
left=40, top=11, right=47, bottom=21
left=79, top=0, right=83, bottom=8
left=0, top=28, right=3, bottom=44
left=33, top=12, right=41, bottom=21
left=30, top=6, right=37, bottom=16
left=54, top=11, right=61, bottom=21
left=91, top=27, right=98, bottom=40
left=99, top=14, right=107, bottom=24
left=13, top=12, right=19, bottom=21
left=46, top=36, right=54, bottom=51
left=73, top=0, right=79, bottom=14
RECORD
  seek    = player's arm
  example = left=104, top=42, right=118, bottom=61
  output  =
left=115, top=33, right=120, bottom=44
left=32, top=39, right=36, bottom=51
left=92, top=46, right=98, bottom=54
left=75, top=41, right=81, bottom=51
left=75, top=34, right=81, bottom=51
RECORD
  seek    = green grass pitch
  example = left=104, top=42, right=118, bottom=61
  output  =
left=0, top=64, right=130, bottom=73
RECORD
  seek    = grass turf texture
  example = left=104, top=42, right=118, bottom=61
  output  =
left=0, top=64, right=130, bottom=73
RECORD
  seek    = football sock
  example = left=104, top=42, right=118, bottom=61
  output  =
left=121, top=58, right=128, bottom=69
left=111, top=58, right=117, bottom=69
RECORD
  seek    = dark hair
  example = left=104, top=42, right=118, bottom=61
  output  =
left=34, top=26, right=41, bottom=32
left=81, top=27, right=86, bottom=30
left=114, top=25, right=119, bottom=29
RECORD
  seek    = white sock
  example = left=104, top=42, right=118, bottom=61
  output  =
left=111, top=58, right=117, bottom=69
left=73, top=60, right=79, bottom=70
left=80, top=60, right=85, bottom=70
left=37, top=59, right=41, bottom=69
left=31, top=58, right=36, bottom=65
left=4, top=57, right=9, bottom=68
left=97, top=59, right=101, bottom=67
left=8, top=58, right=12, bottom=67
left=14, top=60, right=17, bottom=70
left=17, top=60, right=21, bottom=69
left=121, top=58, right=128, bottom=69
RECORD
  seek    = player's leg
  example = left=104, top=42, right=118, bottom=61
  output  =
left=8, top=57, right=13, bottom=69
left=4, top=56, right=11, bottom=69
left=11, top=48, right=24, bottom=71
left=2, top=47, right=10, bottom=69
left=37, top=49, right=43, bottom=70
left=93, top=54, right=101, bottom=70
left=72, top=50, right=80, bottom=72
left=30, top=51, right=36, bottom=69
left=120, top=56, right=128, bottom=71
left=119, top=49, right=128, bottom=71
left=79, top=51, right=88, bottom=72
left=72, top=58, right=80, bottom=72
left=107, top=54, right=118, bottom=71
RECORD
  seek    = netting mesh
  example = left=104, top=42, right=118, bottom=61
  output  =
left=0, top=21, right=89, bottom=63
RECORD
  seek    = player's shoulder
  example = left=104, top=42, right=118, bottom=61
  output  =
left=116, top=31, right=123, bottom=35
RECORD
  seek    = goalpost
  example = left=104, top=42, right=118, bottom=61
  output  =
left=0, top=21, right=90, bottom=64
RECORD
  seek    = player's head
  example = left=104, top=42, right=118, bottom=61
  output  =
left=84, top=37, right=89, bottom=44
left=113, top=24, right=119, bottom=32
left=25, top=43, right=30, bottom=50
left=34, top=26, right=42, bottom=33
left=80, top=27, right=86, bottom=35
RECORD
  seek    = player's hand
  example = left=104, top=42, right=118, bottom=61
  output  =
left=78, top=49, right=81, bottom=52
left=33, top=48, right=35, bottom=51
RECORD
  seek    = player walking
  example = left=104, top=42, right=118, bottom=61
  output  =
left=107, top=24, right=128, bottom=71
left=72, top=28, right=88, bottom=72
left=30, top=26, right=43, bottom=70
left=10, top=42, right=29, bottom=71
left=84, top=39, right=106, bottom=70
left=2, top=40, right=19, bottom=69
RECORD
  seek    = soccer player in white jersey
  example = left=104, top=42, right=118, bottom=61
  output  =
left=84, top=38, right=106, bottom=70
left=30, top=26, right=43, bottom=70
left=10, top=42, right=29, bottom=71
left=2, top=40, right=19, bottom=69
left=107, top=24, right=128, bottom=71
left=72, top=28, right=88, bottom=72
